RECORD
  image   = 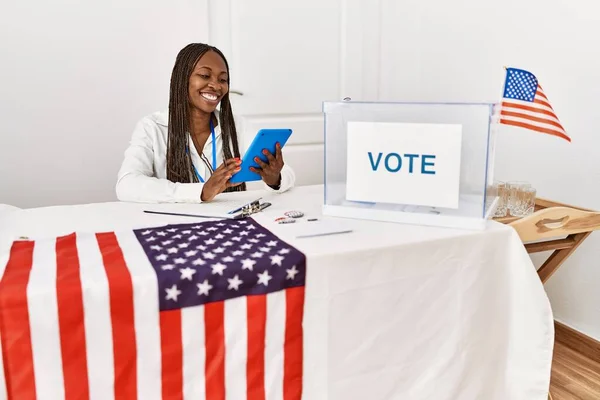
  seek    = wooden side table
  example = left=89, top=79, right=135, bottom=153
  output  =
left=494, top=198, right=600, bottom=283
left=495, top=199, right=600, bottom=400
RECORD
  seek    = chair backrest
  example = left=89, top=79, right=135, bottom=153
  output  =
left=509, top=206, right=600, bottom=242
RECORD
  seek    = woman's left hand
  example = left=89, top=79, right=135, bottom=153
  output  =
left=250, top=142, right=284, bottom=188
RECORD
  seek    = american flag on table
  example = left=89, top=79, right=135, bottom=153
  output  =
left=498, top=67, right=571, bottom=142
left=0, top=217, right=306, bottom=400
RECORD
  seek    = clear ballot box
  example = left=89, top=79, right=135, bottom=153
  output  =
left=322, top=100, right=498, bottom=230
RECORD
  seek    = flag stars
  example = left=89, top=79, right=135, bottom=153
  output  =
left=223, top=241, right=234, bottom=247
left=188, top=235, right=198, bottom=241
left=256, top=234, right=267, bottom=239
left=240, top=231, right=249, bottom=237
left=207, top=227, right=218, bottom=232
left=157, top=231, right=167, bottom=237
left=279, top=248, right=291, bottom=255
left=146, top=236, right=157, bottom=242
left=167, top=228, right=178, bottom=233
left=251, top=252, right=263, bottom=259
left=180, top=267, right=196, bottom=281
left=228, top=275, right=243, bottom=291
left=240, top=243, right=252, bottom=250
left=259, top=247, right=271, bottom=253
left=215, top=234, right=224, bottom=240
left=162, top=264, right=175, bottom=271
left=222, top=256, right=235, bottom=263
left=266, top=240, right=277, bottom=246
left=142, top=230, right=152, bottom=235
left=192, top=258, right=206, bottom=266
left=270, top=254, right=284, bottom=266
left=205, top=238, right=216, bottom=245
left=232, top=237, right=242, bottom=242
left=248, top=238, right=259, bottom=244
left=242, top=258, right=256, bottom=271
left=213, top=247, right=225, bottom=254
left=286, top=266, right=299, bottom=280
left=174, top=257, right=186, bottom=264
left=162, top=240, right=173, bottom=246
left=211, top=263, right=227, bottom=276
left=165, top=284, right=182, bottom=301
left=197, top=279, right=213, bottom=296
left=223, top=229, right=233, bottom=234
left=150, top=245, right=162, bottom=251
left=257, top=270, right=272, bottom=287
left=182, top=230, right=192, bottom=235
left=155, top=254, right=168, bottom=261
left=167, top=247, right=179, bottom=254
left=196, top=245, right=207, bottom=251
left=185, top=250, right=198, bottom=257
left=232, top=250, right=244, bottom=256
left=203, top=252, right=216, bottom=260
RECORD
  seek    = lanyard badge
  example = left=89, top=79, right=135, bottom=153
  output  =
left=187, top=118, right=217, bottom=183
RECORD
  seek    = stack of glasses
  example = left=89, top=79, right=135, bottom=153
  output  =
left=491, top=181, right=536, bottom=218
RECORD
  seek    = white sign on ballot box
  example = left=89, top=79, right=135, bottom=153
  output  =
left=346, top=121, right=463, bottom=209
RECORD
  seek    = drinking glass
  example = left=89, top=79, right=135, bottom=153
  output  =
left=491, top=181, right=509, bottom=217
left=507, top=181, right=531, bottom=215
left=513, top=187, right=536, bottom=217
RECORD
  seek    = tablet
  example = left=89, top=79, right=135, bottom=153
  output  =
left=229, top=128, right=293, bottom=183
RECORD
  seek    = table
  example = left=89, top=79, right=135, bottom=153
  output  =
left=0, top=185, right=554, bottom=400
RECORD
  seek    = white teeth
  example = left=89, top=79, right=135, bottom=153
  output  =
left=201, top=93, right=218, bottom=101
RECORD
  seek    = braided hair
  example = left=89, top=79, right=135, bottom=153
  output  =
left=166, top=43, right=246, bottom=192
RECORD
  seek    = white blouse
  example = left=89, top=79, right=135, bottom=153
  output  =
left=115, top=111, right=295, bottom=203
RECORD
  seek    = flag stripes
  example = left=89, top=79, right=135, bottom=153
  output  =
left=28, top=238, right=64, bottom=400
left=247, top=295, right=267, bottom=400
left=0, top=241, right=36, bottom=399
left=97, top=232, right=137, bottom=400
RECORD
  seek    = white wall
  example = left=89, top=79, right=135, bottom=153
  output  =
left=1, top=0, right=600, bottom=341
left=0, top=0, right=208, bottom=208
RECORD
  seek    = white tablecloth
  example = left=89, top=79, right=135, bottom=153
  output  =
left=0, top=184, right=554, bottom=400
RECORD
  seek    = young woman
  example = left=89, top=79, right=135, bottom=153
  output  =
left=116, top=43, right=295, bottom=203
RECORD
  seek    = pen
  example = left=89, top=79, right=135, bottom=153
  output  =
left=143, top=210, right=226, bottom=219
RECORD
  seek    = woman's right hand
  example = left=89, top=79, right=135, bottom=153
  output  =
left=200, top=158, right=242, bottom=201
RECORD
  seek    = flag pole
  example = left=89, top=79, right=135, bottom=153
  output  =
left=486, top=66, right=508, bottom=187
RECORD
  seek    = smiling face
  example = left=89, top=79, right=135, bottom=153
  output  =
left=188, top=50, right=229, bottom=114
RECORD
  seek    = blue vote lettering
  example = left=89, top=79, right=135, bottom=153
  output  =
left=367, top=152, right=436, bottom=175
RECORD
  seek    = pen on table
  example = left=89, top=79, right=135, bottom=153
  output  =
left=143, top=210, right=219, bottom=218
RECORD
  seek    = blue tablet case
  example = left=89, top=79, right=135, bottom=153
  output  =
left=229, top=128, right=293, bottom=183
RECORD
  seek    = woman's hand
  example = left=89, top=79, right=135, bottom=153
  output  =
left=200, top=158, right=242, bottom=201
left=250, top=143, right=284, bottom=188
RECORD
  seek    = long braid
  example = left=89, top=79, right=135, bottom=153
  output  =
left=166, top=43, right=246, bottom=192
left=219, top=93, right=246, bottom=192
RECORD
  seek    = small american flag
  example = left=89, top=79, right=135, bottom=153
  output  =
left=0, top=218, right=306, bottom=400
left=499, top=67, right=570, bottom=142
